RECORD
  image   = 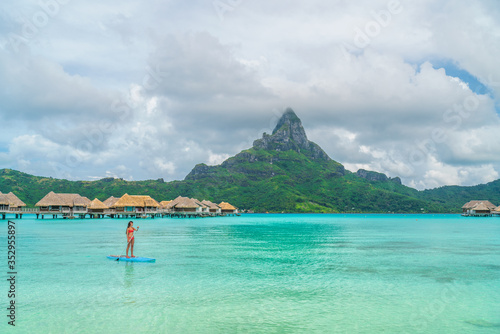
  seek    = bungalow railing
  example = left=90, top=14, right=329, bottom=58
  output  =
left=5, top=207, right=22, bottom=212
left=3, top=207, right=21, bottom=212
left=19, top=208, right=40, bottom=213
left=1, top=207, right=40, bottom=213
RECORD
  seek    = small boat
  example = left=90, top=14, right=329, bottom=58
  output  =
left=107, top=255, right=156, bottom=263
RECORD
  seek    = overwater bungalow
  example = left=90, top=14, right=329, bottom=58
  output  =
left=0, top=191, right=26, bottom=211
left=0, top=191, right=26, bottom=219
left=141, top=196, right=161, bottom=212
left=493, top=206, right=500, bottom=217
left=159, top=200, right=172, bottom=210
left=35, top=191, right=91, bottom=217
left=103, top=196, right=120, bottom=208
left=164, top=196, right=186, bottom=212
left=168, top=197, right=205, bottom=213
left=88, top=198, right=109, bottom=217
left=111, top=194, right=160, bottom=215
left=192, top=198, right=210, bottom=213
left=201, top=200, right=221, bottom=214
left=162, top=197, right=222, bottom=216
left=219, top=202, right=238, bottom=214
left=461, top=200, right=497, bottom=216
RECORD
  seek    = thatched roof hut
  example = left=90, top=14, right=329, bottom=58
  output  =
left=174, top=197, right=202, bottom=210
left=35, top=191, right=90, bottom=208
left=219, top=202, right=237, bottom=212
left=462, top=200, right=497, bottom=215
left=164, top=196, right=204, bottom=212
left=159, top=200, right=172, bottom=208
left=201, top=200, right=218, bottom=208
left=5, top=192, right=26, bottom=207
left=192, top=198, right=209, bottom=210
left=466, top=204, right=500, bottom=216
left=74, top=196, right=91, bottom=207
left=0, top=192, right=26, bottom=208
left=471, top=202, right=496, bottom=213
left=201, top=200, right=221, bottom=213
left=165, top=196, right=189, bottom=209
left=219, top=201, right=237, bottom=213
left=112, top=194, right=160, bottom=209
left=36, top=191, right=60, bottom=207
left=87, top=198, right=108, bottom=214
left=112, top=194, right=137, bottom=208
left=103, top=196, right=120, bottom=207
left=462, top=200, right=496, bottom=211
left=88, top=198, right=109, bottom=210
left=140, top=196, right=160, bottom=208
left=473, top=202, right=491, bottom=212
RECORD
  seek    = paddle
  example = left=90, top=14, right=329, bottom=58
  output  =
left=116, top=238, right=133, bottom=261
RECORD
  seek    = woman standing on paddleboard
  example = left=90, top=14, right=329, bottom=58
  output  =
left=126, top=221, right=139, bottom=258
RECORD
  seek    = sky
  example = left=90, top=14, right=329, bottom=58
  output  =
left=0, top=0, right=499, bottom=190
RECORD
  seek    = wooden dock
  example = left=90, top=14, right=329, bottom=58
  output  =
left=0, top=208, right=38, bottom=220
left=0, top=208, right=233, bottom=220
left=461, top=213, right=496, bottom=217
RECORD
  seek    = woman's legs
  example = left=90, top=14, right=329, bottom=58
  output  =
left=126, top=240, right=131, bottom=258
left=130, top=238, right=135, bottom=257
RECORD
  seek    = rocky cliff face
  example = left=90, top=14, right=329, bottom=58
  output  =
left=252, top=108, right=330, bottom=161
left=356, top=169, right=402, bottom=184
left=186, top=163, right=215, bottom=179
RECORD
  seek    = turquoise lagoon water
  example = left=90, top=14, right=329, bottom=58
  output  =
left=1, top=214, right=499, bottom=333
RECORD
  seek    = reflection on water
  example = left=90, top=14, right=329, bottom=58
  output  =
left=123, top=262, right=135, bottom=288
left=465, top=319, right=500, bottom=328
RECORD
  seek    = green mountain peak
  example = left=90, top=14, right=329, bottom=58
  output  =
left=185, top=108, right=342, bottom=182
left=252, top=108, right=330, bottom=161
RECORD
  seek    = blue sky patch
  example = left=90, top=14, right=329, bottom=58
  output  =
left=430, top=59, right=490, bottom=95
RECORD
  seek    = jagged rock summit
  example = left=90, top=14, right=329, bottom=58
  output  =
left=253, top=108, right=330, bottom=160
left=185, top=108, right=339, bottom=181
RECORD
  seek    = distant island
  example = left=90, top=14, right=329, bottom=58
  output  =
left=1, top=109, right=499, bottom=213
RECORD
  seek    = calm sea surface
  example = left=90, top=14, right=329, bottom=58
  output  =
left=1, top=214, right=499, bottom=333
